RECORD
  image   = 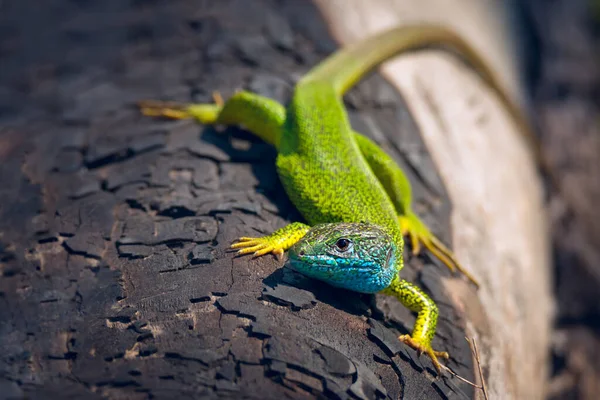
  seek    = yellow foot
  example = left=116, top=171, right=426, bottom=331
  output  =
left=231, top=222, right=310, bottom=260
left=137, top=92, right=223, bottom=123
left=212, top=91, right=224, bottom=106
left=137, top=100, right=192, bottom=120
left=399, top=334, right=449, bottom=374
left=398, top=213, right=479, bottom=287
left=231, top=236, right=286, bottom=259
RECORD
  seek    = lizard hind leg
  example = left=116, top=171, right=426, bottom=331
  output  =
left=231, top=222, right=311, bottom=259
left=138, top=91, right=286, bottom=148
left=399, top=334, right=450, bottom=372
left=398, top=212, right=479, bottom=287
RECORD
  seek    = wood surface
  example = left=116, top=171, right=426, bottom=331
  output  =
left=0, top=1, right=552, bottom=399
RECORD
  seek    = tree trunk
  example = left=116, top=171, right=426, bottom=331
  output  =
left=0, top=1, right=551, bottom=399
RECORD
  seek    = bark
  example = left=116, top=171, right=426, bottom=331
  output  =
left=0, top=1, right=551, bottom=399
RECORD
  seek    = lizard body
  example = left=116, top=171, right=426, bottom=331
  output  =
left=139, top=24, right=533, bottom=372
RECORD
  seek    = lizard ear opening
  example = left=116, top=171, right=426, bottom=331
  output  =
left=386, top=246, right=397, bottom=272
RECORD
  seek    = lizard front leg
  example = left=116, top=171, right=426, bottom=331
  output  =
left=231, top=222, right=311, bottom=258
left=353, top=133, right=479, bottom=287
left=381, top=276, right=449, bottom=373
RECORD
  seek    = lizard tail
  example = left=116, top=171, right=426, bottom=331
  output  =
left=299, top=25, right=545, bottom=173
left=300, top=25, right=502, bottom=97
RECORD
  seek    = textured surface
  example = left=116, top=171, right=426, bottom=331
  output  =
left=0, top=0, right=481, bottom=398
left=289, top=223, right=398, bottom=293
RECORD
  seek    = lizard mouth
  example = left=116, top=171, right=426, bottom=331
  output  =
left=288, top=255, right=391, bottom=294
left=288, top=254, right=376, bottom=274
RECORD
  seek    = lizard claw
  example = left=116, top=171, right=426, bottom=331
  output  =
left=231, top=223, right=310, bottom=260
left=212, top=91, right=224, bottom=106
left=398, top=334, right=449, bottom=374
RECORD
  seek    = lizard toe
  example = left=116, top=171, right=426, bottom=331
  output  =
left=231, top=236, right=287, bottom=258
left=398, top=214, right=479, bottom=287
left=398, top=334, right=448, bottom=374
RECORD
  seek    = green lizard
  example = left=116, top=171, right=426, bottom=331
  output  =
left=139, top=25, right=534, bottom=373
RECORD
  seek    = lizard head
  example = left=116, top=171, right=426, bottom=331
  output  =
left=288, top=222, right=399, bottom=293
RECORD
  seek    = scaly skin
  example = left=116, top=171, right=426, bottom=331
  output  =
left=139, top=24, right=532, bottom=373
left=288, top=223, right=399, bottom=293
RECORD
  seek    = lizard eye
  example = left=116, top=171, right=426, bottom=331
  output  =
left=335, top=238, right=351, bottom=252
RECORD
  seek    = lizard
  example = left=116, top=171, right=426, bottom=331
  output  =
left=138, top=24, right=536, bottom=373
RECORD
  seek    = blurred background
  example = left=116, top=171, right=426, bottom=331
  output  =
left=0, top=0, right=598, bottom=398
left=524, top=1, right=600, bottom=399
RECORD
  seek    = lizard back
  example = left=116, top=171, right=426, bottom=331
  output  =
left=275, top=81, right=403, bottom=245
